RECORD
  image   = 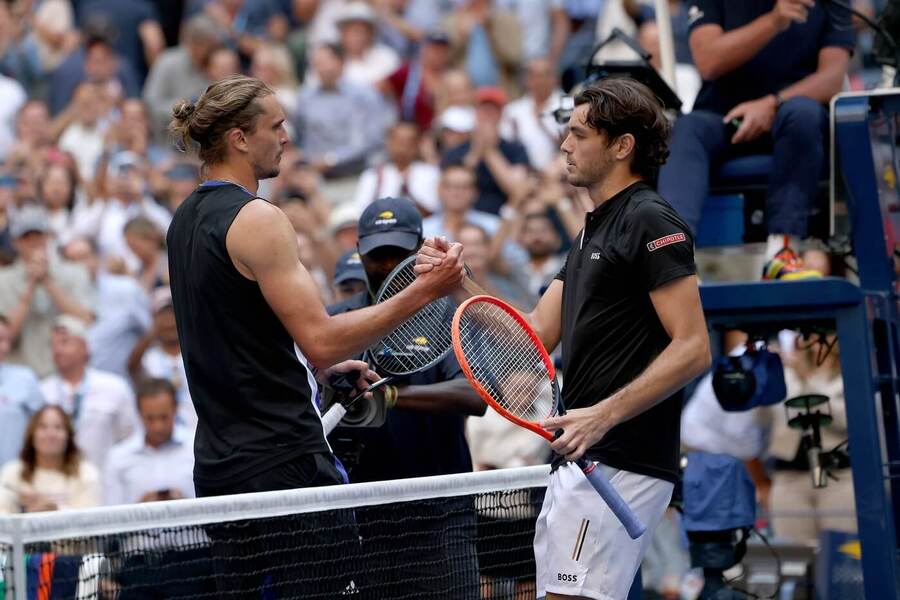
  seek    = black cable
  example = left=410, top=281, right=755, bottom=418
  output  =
left=823, top=0, right=900, bottom=82
left=722, top=528, right=784, bottom=600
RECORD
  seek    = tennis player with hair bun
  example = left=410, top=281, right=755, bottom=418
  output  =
left=166, top=74, right=464, bottom=499
left=419, top=77, right=711, bottom=599
left=163, top=74, right=467, bottom=597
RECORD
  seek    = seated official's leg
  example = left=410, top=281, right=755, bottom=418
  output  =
left=766, top=96, right=828, bottom=238
left=657, top=110, right=731, bottom=236
left=536, top=463, right=673, bottom=600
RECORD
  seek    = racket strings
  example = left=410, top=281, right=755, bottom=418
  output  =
left=457, top=303, right=555, bottom=421
left=370, top=259, right=455, bottom=375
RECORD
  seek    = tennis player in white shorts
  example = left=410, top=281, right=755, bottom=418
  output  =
left=535, top=463, right=674, bottom=599
left=529, top=80, right=709, bottom=599
left=417, top=78, right=708, bottom=599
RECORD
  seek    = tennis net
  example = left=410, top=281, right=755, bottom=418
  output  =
left=0, top=465, right=549, bottom=599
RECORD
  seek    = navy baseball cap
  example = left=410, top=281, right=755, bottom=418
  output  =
left=357, top=197, right=422, bottom=255
left=333, top=250, right=367, bottom=285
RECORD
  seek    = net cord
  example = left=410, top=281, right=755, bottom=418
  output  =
left=0, top=465, right=549, bottom=545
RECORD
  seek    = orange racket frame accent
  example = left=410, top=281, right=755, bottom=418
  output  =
left=451, top=294, right=557, bottom=442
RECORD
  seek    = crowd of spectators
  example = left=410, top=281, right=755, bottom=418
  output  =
left=0, top=0, right=887, bottom=595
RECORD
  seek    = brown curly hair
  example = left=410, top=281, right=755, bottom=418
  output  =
left=574, top=78, right=671, bottom=180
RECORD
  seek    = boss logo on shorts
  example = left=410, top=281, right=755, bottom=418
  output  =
left=557, top=573, right=578, bottom=583
left=646, top=232, right=686, bottom=252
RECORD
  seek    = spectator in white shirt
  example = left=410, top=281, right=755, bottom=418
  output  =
left=40, top=315, right=139, bottom=472
left=128, top=289, right=196, bottom=430
left=334, top=2, right=400, bottom=87
left=104, top=378, right=194, bottom=505
left=354, top=121, right=440, bottom=215
left=423, top=163, right=526, bottom=265
left=75, top=151, right=171, bottom=274
left=499, top=57, right=565, bottom=171
left=0, top=72, right=27, bottom=163
left=56, top=82, right=110, bottom=182
left=123, top=216, right=167, bottom=293
left=38, top=160, right=81, bottom=246
left=61, top=237, right=151, bottom=378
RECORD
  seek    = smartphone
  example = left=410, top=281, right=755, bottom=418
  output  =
left=725, top=117, right=743, bottom=139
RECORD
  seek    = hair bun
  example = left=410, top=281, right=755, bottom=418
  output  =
left=172, top=99, right=196, bottom=122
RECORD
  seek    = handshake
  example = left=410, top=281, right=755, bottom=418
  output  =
left=412, top=236, right=470, bottom=300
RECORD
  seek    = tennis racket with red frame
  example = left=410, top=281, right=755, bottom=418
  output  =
left=451, top=294, right=646, bottom=539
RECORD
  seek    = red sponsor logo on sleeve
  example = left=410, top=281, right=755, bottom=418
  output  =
left=646, top=232, right=686, bottom=252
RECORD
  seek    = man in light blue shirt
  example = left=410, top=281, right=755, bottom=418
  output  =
left=0, top=314, right=45, bottom=465
left=293, top=43, right=389, bottom=178
left=104, top=378, right=194, bottom=505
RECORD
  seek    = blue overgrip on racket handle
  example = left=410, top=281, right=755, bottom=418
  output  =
left=550, top=382, right=645, bottom=538
left=549, top=429, right=646, bottom=539
left=575, top=458, right=646, bottom=539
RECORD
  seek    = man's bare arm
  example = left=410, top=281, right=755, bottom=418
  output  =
left=690, top=0, right=813, bottom=80
left=525, top=279, right=563, bottom=353
left=776, top=46, right=850, bottom=103
left=416, top=238, right=564, bottom=353
left=227, top=200, right=464, bottom=368
left=394, top=379, right=486, bottom=416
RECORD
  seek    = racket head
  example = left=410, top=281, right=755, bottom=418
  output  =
left=451, top=295, right=558, bottom=441
left=367, top=255, right=456, bottom=376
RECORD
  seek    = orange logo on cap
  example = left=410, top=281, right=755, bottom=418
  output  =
left=378, top=211, right=394, bottom=219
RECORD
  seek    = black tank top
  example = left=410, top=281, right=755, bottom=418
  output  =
left=167, top=182, right=329, bottom=487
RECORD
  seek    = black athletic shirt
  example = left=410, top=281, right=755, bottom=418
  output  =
left=167, top=182, right=329, bottom=488
left=327, top=291, right=473, bottom=482
left=555, top=181, right=696, bottom=483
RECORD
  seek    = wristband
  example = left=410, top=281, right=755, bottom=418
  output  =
left=500, top=205, right=518, bottom=221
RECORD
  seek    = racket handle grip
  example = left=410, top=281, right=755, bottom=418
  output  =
left=321, top=404, right=347, bottom=436
left=576, top=458, right=646, bottom=539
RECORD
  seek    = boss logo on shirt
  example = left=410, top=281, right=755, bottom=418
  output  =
left=590, top=252, right=601, bottom=260
left=647, top=233, right=686, bottom=252
left=557, top=573, right=578, bottom=583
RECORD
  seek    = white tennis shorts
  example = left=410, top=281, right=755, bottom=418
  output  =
left=535, top=462, right=674, bottom=600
